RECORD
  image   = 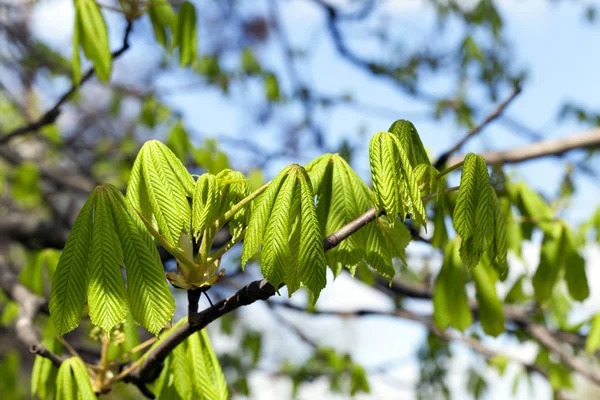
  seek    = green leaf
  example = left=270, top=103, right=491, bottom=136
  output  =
left=242, top=169, right=289, bottom=267
left=31, top=336, right=62, bottom=399
left=167, top=120, right=191, bottom=162
left=504, top=275, right=528, bottom=304
left=532, top=224, right=588, bottom=303
left=586, top=314, right=600, bottom=354
left=188, top=330, right=228, bottom=400
left=309, top=154, right=370, bottom=277
left=192, top=173, right=220, bottom=241
left=471, top=262, right=504, bottom=336
left=369, top=132, right=400, bottom=220
left=49, top=199, right=94, bottom=336
left=175, top=2, right=197, bottom=67
left=12, top=161, right=42, bottom=208
left=148, top=0, right=176, bottom=47
left=388, top=119, right=430, bottom=167
left=453, top=153, right=507, bottom=272
left=72, top=9, right=81, bottom=83
left=216, top=169, right=250, bottom=239
left=131, top=140, right=193, bottom=246
left=261, top=172, right=296, bottom=291
left=75, top=0, right=112, bottom=82
left=69, top=358, right=95, bottom=400
left=297, top=167, right=327, bottom=302
left=563, top=226, right=589, bottom=301
left=453, top=154, right=484, bottom=243
left=433, top=239, right=472, bottom=331
left=55, top=360, right=75, bottom=400
left=243, top=165, right=326, bottom=301
left=369, top=132, right=426, bottom=225
left=508, top=181, right=554, bottom=237
left=56, top=358, right=95, bottom=400
left=172, top=340, right=193, bottom=400
left=532, top=231, right=564, bottom=303
left=106, top=185, right=175, bottom=335
left=305, top=153, right=332, bottom=193
left=87, top=187, right=128, bottom=333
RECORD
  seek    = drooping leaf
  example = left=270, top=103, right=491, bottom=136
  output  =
left=471, top=261, right=504, bottom=336
left=297, top=168, right=327, bottom=301
left=307, top=154, right=371, bottom=277
left=74, top=0, right=112, bottom=82
left=453, top=153, right=507, bottom=273
left=188, top=330, right=228, bottom=400
left=242, top=169, right=289, bottom=267
left=242, top=165, right=326, bottom=301
left=508, top=181, right=555, bottom=237
left=87, top=187, right=128, bottom=333
left=175, top=2, right=197, bottom=67
left=433, top=239, right=472, bottom=331
left=261, top=172, right=296, bottom=290
left=148, top=0, right=177, bottom=47
left=563, top=226, right=589, bottom=301
left=369, top=131, right=426, bottom=225
left=49, top=199, right=94, bottom=336
left=31, top=329, right=62, bottom=400
left=106, top=185, right=175, bottom=335
left=56, top=357, right=95, bottom=400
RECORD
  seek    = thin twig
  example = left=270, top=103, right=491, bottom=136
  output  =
left=448, top=128, right=600, bottom=166
left=434, top=84, right=522, bottom=168
left=0, top=21, right=134, bottom=145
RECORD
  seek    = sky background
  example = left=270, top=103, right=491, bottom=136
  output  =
left=28, top=0, right=600, bottom=398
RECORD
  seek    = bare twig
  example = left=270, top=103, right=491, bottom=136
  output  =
left=270, top=301, right=549, bottom=379
left=448, top=128, right=600, bottom=166
left=434, top=84, right=522, bottom=169
left=0, top=21, right=134, bottom=145
left=527, top=323, right=600, bottom=386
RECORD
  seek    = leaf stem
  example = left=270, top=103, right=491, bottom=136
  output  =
left=209, top=231, right=246, bottom=261
left=214, top=181, right=270, bottom=230
left=436, top=161, right=464, bottom=180
left=421, top=185, right=460, bottom=202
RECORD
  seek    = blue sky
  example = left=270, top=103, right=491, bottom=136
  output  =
left=31, top=0, right=600, bottom=398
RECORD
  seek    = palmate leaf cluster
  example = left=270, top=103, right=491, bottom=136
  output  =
left=44, top=114, right=553, bottom=397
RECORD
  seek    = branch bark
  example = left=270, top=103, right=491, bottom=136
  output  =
left=448, top=128, right=600, bottom=166
left=0, top=260, right=64, bottom=367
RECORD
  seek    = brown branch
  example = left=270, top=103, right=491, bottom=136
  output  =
left=434, top=84, right=522, bottom=169
left=270, top=301, right=549, bottom=380
left=0, top=261, right=64, bottom=367
left=0, top=21, right=134, bottom=145
left=448, top=128, right=600, bottom=166
left=527, top=323, right=600, bottom=386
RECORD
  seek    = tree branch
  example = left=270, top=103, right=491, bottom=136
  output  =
left=269, top=300, right=549, bottom=380
left=448, top=128, right=600, bottom=166
left=0, top=260, right=64, bottom=367
left=434, top=84, right=522, bottom=169
left=0, top=21, right=134, bottom=145
left=526, top=323, right=600, bottom=386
